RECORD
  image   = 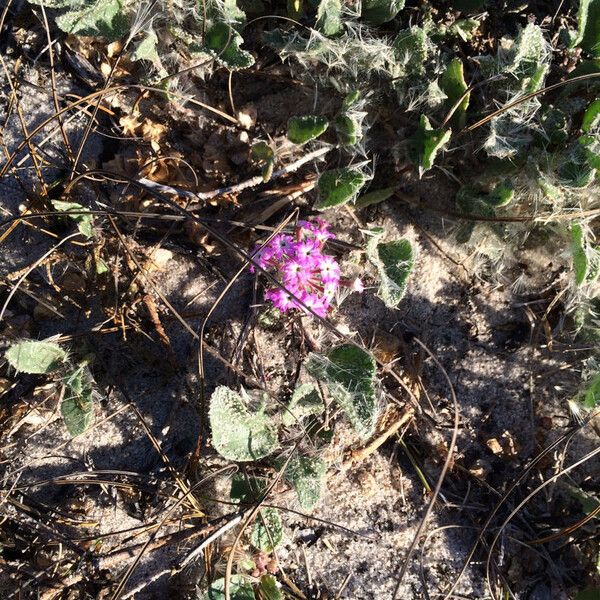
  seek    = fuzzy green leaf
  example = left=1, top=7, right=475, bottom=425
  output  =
left=131, top=29, right=160, bottom=64
left=342, top=90, right=361, bottom=110
left=51, top=200, right=93, bottom=238
left=26, top=0, right=77, bottom=7
left=316, top=167, right=366, bottom=209
left=583, top=99, right=600, bottom=132
left=361, top=0, right=405, bottom=25
left=410, top=115, right=451, bottom=177
left=284, top=455, right=327, bottom=510
left=287, top=116, right=329, bottom=144
left=483, top=182, right=514, bottom=207
left=306, top=344, right=378, bottom=438
left=316, top=0, right=343, bottom=36
left=61, top=366, right=94, bottom=437
left=283, top=383, right=323, bottom=426
left=230, top=473, right=267, bottom=504
left=209, top=387, right=278, bottom=461
left=440, top=58, right=470, bottom=130
left=571, top=224, right=589, bottom=286
left=582, top=372, right=600, bottom=408
left=55, top=0, right=128, bottom=40
left=334, top=114, right=361, bottom=145
left=354, top=186, right=398, bottom=209
left=259, top=575, right=283, bottom=600
left=367, top=233, right=414, bottom=308
left=393, top=26, right=428, bottom=73
left=569, top=0, right=600, bottom=57
left=205, top=23, right=254, bottom=70
left=250, top=508, right=283, bottom=552
left=204, top=576, right=255, bottom=600
left=5, top=340, right=67, bottom=374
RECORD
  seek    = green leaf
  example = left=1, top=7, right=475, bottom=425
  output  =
left=367, top=233, right=414, bottom=308
left=334, top=114, right=361, bottom=145
left=61, top=365, right=94, bottom=437
left=283, top=455, right=327, bottom=510
left=209, top=387, right=278, bottom=461
left=306, top=344, right=378, bottom=438
left=204, top=576, right=256, bottom=600
left=259, top=575, right=283, bottom=600
left=582, top=372, right=600, bottom=408
left=251, top=142, right=275, bottom=182
left=361, top=0, right=405, bottom=26
left=354, top=186, right=398, bottom=209
left=583, top=99, right=600, bottom=132
left=5, top=340, right=67, bottom=374
left=449, top=18, right=480, bottom=42
left=571, top=223, right=589, bottom=286
left=483, top=182, right=514, bottom=207
left=131, top=29, right=160, bottom=64
left=250, top=508, right=283, bottom=552
left=205, top=22, right=254, bottom=70
left=569, top=0, right=600, bottom=57
left=230, top=473, right=267, bottom=504
left=221, top=0, right=246, bottom=24
left=283, top=383, right=323, bottom=426
left=393, top=26, right=428, bottom=73
left=26, top=0, right=77, bottom=7
left=315, top=167, right=366, bottom=209
left=342, top=90, right=361, bottom=110
left=409, top=115, right=451, bottom=177
left=55, top=0, right=129, bottom=40
left=287, top=115, right=329, bottom=144
left=508, top=24, right=550, bottom=92
left=440, top=58, right=470, bottom=130
left=51, top=200, right=93, bottom=238
left=316, top=0, right=343, bottom=36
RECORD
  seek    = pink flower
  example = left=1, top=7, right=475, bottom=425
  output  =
left=318, top=255, right=341, bottom=283
left=352, top=278, right=364, bottom=293
left=251, top=219, right=362, bottom=318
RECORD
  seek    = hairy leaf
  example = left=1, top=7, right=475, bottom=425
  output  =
left=250, top=508, right=283, bottom=551
left=209, top=387, right=278, bottom=461
left=6, top=340, right=67, bottom=374
left=259, top=575, right=283, bottom=600
left=51, top=200, right=93, bottom=238
left=440, top=58, right=470, bottom=129
left=316, top=167, right=366, bottom=209
left=205, top=23, right=254, bottom=69
left=334, top=114, right=361, bottom=145
left=361, top=0, right=405, bottom=25
left=569, top=0, right=600, bottom=57
left=283, top=383, right=323, bottom=426
left=284, top=455, right=327, bottom=509
left=306, top=344, right=378, bottom=438
left=571, top=224, right=589, bottom=286
left=354, top=186, right=398, bottom=208
left=367, top=231, right=414, bottom=308
left=55, top=0, right=128, bottom=40
left=61, top=365, right=94, bottom=436
left=204, top=576, right=255, bottom=600
left=287, top=116, right=329, bottom=144
left=316, top=0, right=343, bottom=36
left=410, top=115, right=451, bottom=177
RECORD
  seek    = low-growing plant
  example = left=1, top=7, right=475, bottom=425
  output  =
left=5, top=339, right=96, bottom=437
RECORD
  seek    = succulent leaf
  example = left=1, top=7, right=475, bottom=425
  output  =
left=51, top=200, right=93, bottom=238
left=287, top=116, right=329, bottom=144
left=283, top=455, right=327, bottom=509
left=204, top=576, right=255, bottom=600
left=61, top=365, right=94, bottom=437
left=409, top=115, right=451, bottom=177
left=205, top=22, right=254, bottom=69
left=283, top=383, right=323, bottom=426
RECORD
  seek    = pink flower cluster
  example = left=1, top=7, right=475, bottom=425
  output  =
left=251, top=219, right=363, bottom=317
